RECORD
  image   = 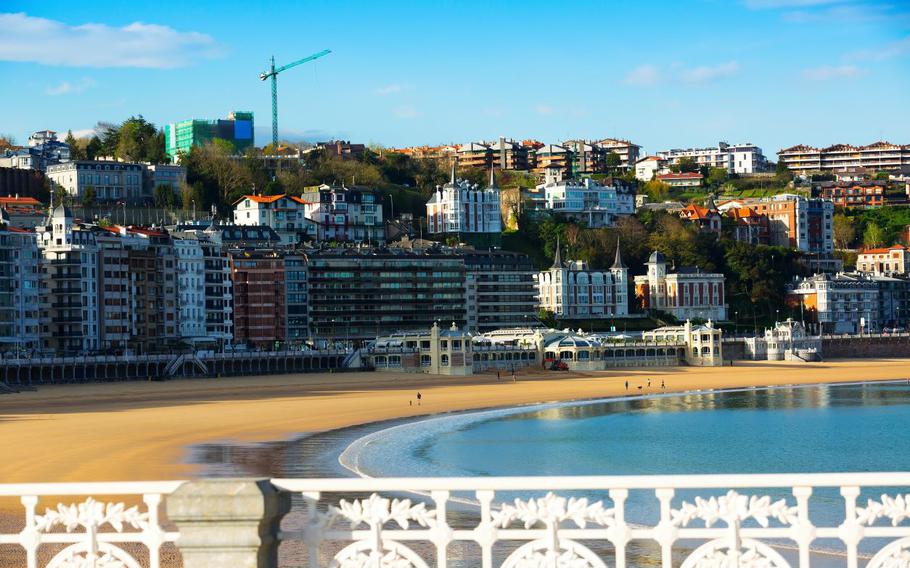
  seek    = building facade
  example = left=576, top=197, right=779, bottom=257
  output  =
left=536, top=242, right=629, bottom=320
left=596, top=138, right=642, bottom=170
left=634, top=251, right=727, bottom=321
left=813, top=181, right=888, bottom=209
left=306, top=249, right=467, bottom=340
left=778, top=142, right=910, bottom=176
left=857, top=245, right=909, bottom=276
left=233, top=194, right=315, bottom=245
left=657, top=142, right=767, bottom=174
left=426, top=169, right=502, bottom=236
left=0, top=225, right=40, bottom=353
left=787, top=273, right=880, bottom=334
left=463, top=250, right=538, bottom=332
left=531, top=170, right=633, bottom=228
left=47, top=161, right=144, bottom=203
left=300, top=185, right=384, bottom=243
left=228, top=250, right=286, bottom=348
left=657, top=172, right=703, bottom=188
left=719, top=194, right=834, bottom=253
left=165, top=111, right=254, bottom=161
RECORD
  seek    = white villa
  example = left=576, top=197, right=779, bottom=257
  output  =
left=744, top=318, right=822, bottom=361
left=426, top=167, right=502, bottom=235
left=530, top=169, right=634, bottom=228
left=535, top=240, right=629, bottom=319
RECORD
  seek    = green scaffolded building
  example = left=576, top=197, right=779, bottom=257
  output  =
left=165, top=111, right=254, bottom=161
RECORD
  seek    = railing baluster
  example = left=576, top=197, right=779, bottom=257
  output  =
left=475, top=489, right=496, bottom=568
left=20, top=495, right=38, bottom=568
left=610, top=488, right=629, bottom=568
left=793, top=486, right=814, bottom=568
left=432, top=490, right=450, bottom=568
left=840, top=485, right=862, bottom=568
left=301, top=490, right=321, bottom=568
left=655, top=487, right=676, bottom=568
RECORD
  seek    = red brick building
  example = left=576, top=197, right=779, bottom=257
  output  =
left=228, top=250, right=286, bottom=348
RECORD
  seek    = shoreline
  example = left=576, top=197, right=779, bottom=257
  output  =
left=1, top=358, right=909, bottom=485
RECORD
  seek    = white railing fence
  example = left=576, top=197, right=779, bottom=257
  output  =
left=1, top=474, right=910, bottom=567
left=0, top=481, right=183, bottom=568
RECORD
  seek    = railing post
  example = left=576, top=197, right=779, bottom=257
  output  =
left=166, top=478, right=290, bottom=568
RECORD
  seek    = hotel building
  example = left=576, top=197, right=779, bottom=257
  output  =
left=718, top=194, right=834, bottom=253
left=787, top=273, right=880, bottom=334
left=812, top=181, right=888, bottom=209
left=634, top=251, right=727, bottom=321
left=47, top=161, right=144, bottom=203
left=228, top=250, right=286, bottom=348
left=536, top=241, right=630, bottom=320
left=778, top=142, right=910, bottom=176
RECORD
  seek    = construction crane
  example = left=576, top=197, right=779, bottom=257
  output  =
left=259, top=49, right=331, bottom=147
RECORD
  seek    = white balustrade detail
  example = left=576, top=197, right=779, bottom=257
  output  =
left=1, top=475, right=910, bottom=567
left=0, top=482, right=183, bottom=568
left=272, top=473, right=910, bottom=568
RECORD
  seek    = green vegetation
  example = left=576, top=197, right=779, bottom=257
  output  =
left=69, top=116, right=167, bottom=163
left=836, top=206, right=910, bottom=248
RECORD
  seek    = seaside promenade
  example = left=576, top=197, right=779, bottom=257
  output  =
left=1, top=358, right=909, bottom=484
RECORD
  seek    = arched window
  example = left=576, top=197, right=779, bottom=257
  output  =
left=441, top=354, right=449, bottom=366
left=420, top=355, right=431, bottom=367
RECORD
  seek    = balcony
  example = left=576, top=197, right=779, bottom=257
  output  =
left=1, top=473, right=909, bottom=568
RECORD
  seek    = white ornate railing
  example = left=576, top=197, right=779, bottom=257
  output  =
left=1, top=474, right=909, bottom=567
left=272, top=473, right=910, bottom=568
left=0, top=481, right=183, bottom=568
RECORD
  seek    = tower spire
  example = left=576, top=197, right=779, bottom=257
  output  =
left=450, top=158, right=457, bottom=185
left=611, top=237, right=627, bottom=269
left=488, top=166, right=497, bottom=188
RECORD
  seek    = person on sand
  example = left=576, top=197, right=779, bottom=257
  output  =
left=625, top=380, right=629, bottom=390
left=497, top=370, right=500, bottom=381
left=417, top=392, right=422, bottom=406
left=647, top=379, right=651, bottom=388
left=512, top=371, right=516, bottom=383
left=661, top=380, right=665, bottom=389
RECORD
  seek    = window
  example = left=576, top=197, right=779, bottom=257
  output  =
left=441, top=354, right=449, bottom=366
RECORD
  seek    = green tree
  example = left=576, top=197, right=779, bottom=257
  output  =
left=85, top=136, right=102, bottom=160
left=706, top=167, right=729, bottom=187
left=832, top=213, right=856, bottom=249
left=605, top=152, right=622, bottom=174
left=671, top=157, right=699, bottom=173
left=115, top=116, right=160, bottom=162
left=153, top=183, right=175, bottom=208
left=81, top=186, right=96, bottom=207
left=64, top=130, right=87, bottom=161
left=863, top=222, right=886, bottom=248
left=538, top=309, right=557, bottom=328
left=642, top=179, right=671, bottom=201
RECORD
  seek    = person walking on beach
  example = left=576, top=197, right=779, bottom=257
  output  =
left=661, top=380, right=665, bottom=389
left=625, top=380, right=629, bottom=390
left=512, top=371, right=517, bottom=382
left=647, top=379, right=651, bottom=388
left=497, top=370, right=500, bottom=381
left=417, top=392, right=422, bottom=406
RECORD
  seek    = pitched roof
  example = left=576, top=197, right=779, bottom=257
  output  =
left=680, top=203, right=719, bottom=220
left=658, top=172, right=703, bottom=180
left=860, top=245, right=906, bottom=254
left=234, top=194, right=287, bottom=205
left=0, top=196, right=42, bottom=206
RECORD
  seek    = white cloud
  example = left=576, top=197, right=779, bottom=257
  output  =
left=534, top=104, right=555, bottom=116
left=847, top=36, right=910, bottom=61
left=45, top=77, right=95, bottom=96
left=0, top=12, right=223, bottom=68
left=623, top=64, right=660, bottom=86
left=376, top=84, right=403, bottom=95
left=681, top=61, right=740, bottom=83
left=782, top=4, right=894, bottom=23
left=68, top=128, right=97, bottom=139
left=802, top=64, right=864, bottom=80
left=392, top=105, right=421, bottom=119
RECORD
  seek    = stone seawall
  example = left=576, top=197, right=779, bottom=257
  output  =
left=822, top=335, right=910, bottom=358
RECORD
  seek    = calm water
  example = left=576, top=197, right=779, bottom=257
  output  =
left=344, top=382, right=910, bottom=478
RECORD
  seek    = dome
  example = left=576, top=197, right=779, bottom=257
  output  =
left=648, top=251, right=666, bottom=264
left=545, top=334, right=600, bottom=351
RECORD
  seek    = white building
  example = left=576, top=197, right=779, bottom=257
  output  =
left=427, top=167, right=502, bottom=235
left=657, top=142, right=768, bottom=174
left=856, top=245, right=909, bottom=276
left=744, top=319, right=822, bottom=361
left=596, top=138, right=642, bottom=170
left=232, top=194, right=315, bottom=245
left=36, top=205, right=102, bottom=354
left=635, top=156, right=668, bottom=181
left=642, top=320, right=724, bottom=366
left=535, top=240, right=629, bottom=319
left=47, top=160, right=144, bottom=203
left=0, top=224, right=40, bottom=353
left=787, top=273, right=880, bottom=334
left=634, top=251, right=727, bottom=321
left=532, top=169, right=634, bottom=228
left=174, top=239, right=207, bottom=343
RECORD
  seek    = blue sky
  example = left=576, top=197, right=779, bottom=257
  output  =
left=1, top=0, right=909, bottom=159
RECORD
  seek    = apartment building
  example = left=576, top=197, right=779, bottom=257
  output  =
left=0, top=130, right=71, bottom=171
left=635, top=156, right=668, bottom=181
left=596, top=138, right=642, bottom=170
left=456, top=143, right=493, bottom=170
left=533, top=144, right=571, bottom=176
left=812, top=181, right=887, bottom=209
left=284, top=253, right=309, bottom=343
left=562, top=141, right=604, bottom=176
left=165, top=111, right=254, bottom=161
left=228, top=250, right=286, bottom=348
left=634, top=251, right=727, bottom=321
left=530, top=169, right=632, bottom=228
left=680, top=200, right=721, bottom=235
left=719, top=194, right=834, bottom=253
left=463, top=250, right=538, bottom=332
left=657, top=142, right=767, bottom=174
left=426, top=169, right=502, bottom=236
left=175, top=238, right=208, bottom=343
left=306, top=248, right=467, bottom=340
left=144, top=164, right=187, bottom=198
left=47, top=161, right=145, bottom=203
left=787, top=273, right=880, bottom=333
left=857, top=246, right=909, bottom=276
left=489, top=138, right=531, bottom=171
left=0, top=225, right=40, bottom=353
left=778, top=142, right=910, bottom=176
left=536, top=242, right=630, bottom=320
left=36, top=205, right=101, bottom=354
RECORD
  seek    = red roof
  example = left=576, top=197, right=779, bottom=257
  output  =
left=860, top=245, right=906, bottom=254
left=0, top=196, right=42, bottom=206
left=680, top=203, right=718, bottom=220
left=658, top=172, right=703, bottom=180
